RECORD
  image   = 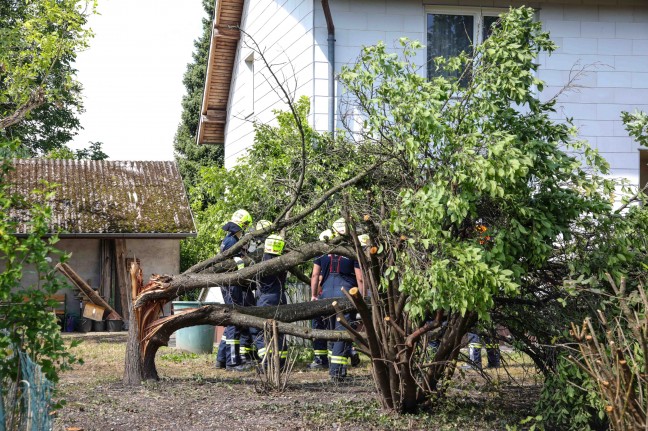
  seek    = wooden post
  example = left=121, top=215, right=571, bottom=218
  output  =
left=273, top=320, right=280, bottom=386
left=56, top=263, right=122, bottom=320
left=115, top=239, right=130, bottom=323
left=99, top=239, right=113, bottom=308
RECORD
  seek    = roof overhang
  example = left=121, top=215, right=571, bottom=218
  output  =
left=197, top=0, right=245, bottom=146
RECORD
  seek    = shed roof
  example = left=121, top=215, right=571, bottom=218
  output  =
left=7, top=159, right=196, bottom=238
left=197, top=0, right=245, bottom=145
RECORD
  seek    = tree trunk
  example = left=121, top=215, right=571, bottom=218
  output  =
left=123, top=263, right=144, bottom=385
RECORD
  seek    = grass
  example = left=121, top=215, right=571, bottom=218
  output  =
left=57, top=333, right=542, bottom=430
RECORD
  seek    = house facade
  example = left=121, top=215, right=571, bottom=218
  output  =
left=5, top=159, right=196, bottom=317
left=198, top=0, right=648, bottom=188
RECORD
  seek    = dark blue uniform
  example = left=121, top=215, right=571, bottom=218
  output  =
left=216, top=229, right=251, bottom=368
left=253, top=253, right=288, bottom=363
left=311, top=254, right=359, bottom=378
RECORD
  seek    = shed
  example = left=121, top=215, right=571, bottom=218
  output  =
left=5, top=159, right=196, bottom=320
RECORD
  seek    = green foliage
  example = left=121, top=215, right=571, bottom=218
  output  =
left=182, top=96, right=355, bottom=269
left=338, top=7, right=614, bottom=320
left=44, top=141, right=109, bottom=160
left=536, top=356, right=607, bottom=431
left=0, top=141, right=80, bottom=383
left=622, top=110, right=648, bottom=148
left=173, top=0, right=223, bottom=196
left=0, top=0, right=96, bottom=155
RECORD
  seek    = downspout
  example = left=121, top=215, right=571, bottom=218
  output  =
left=321, top=0, right=335, bottom=136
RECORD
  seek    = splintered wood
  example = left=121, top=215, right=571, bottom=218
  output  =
left=129, top=264, right=170, bottom=358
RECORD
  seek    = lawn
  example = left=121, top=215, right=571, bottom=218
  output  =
left=54, top=333, right=541, bottom=431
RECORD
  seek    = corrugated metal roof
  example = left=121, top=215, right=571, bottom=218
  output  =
left=7, top=159, right=197, bottom=237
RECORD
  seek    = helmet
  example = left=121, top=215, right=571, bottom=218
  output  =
left=332, top=218, right=347, bottom=235
left=358, top=234, right=370, bottom=248
left=264, top=234, right=285, bottom=255
left=256, top=219, right=272, bottom=231
left=231, top=209, right=252, bottom=229
left=319, top=229, right=335, bottom=242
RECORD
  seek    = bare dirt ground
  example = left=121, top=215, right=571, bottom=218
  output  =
left=53, top=333, right=541, bottom=431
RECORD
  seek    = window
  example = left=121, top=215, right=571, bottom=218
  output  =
left=426, top=7, right=505, bottom=84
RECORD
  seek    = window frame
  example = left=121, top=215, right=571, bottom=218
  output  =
left=425, top=6, right=508, bottom=80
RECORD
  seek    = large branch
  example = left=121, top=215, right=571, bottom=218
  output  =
left=135, top=241, right=355, bottom=308
left=141, top=297, right=356, bottom=380
left=183, top=162, right=382, bottom=274
left=0, top=88, right=45, bottom=130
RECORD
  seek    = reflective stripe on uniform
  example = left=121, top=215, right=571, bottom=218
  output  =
left=485, top=343, right=499, bottom=349
left=314, top=350, right=328, bottom=356
left=233, top=256, right=245, bottom=270
left=258, top=348, right=288, bottom=359
left=468, top=343, right=482, bottom=349
left=226, top=339, right=240, bottom=345
left=330, top=355, right=349, bottom=365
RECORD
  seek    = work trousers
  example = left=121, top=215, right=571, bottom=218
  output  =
left=467, top=332, right=500, bottom=369
left=216, top=285, right=243, bottom=367
left=254, top=290, right=287, bottom=364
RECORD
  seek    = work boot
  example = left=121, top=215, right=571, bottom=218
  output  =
left=215, top=360, right=226, bottom=369
left=350, top=352, right=361, bottom=367
left=226, top=363, right=253, bottom=372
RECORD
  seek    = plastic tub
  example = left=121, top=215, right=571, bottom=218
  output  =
left=77, top=317, right=92, bottom=333
left=92, top=319, right=106, bottom=332
left=172, top=301, right=218, bottom=354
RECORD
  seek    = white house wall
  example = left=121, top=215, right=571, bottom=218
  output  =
left=225, top=0, right=648, bottom=184
left=224, top=0, right=315, bottom=168
left=535, top=2, right=648, bottom=185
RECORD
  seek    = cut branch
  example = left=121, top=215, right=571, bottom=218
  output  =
left=137, top=241, right=356, bottom=308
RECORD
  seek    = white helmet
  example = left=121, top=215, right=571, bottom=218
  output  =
left=332, top=218, right=347, bottom=235
left=256, top=219, right=271, bottom=231
left=358, top=234, right=370, bottom=248
left=319, top=229, right=335, bottom=242
left=264, top=234, right=285, bottom=255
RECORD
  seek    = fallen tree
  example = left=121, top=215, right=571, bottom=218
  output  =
left=123, top=7, right=628, bottom=417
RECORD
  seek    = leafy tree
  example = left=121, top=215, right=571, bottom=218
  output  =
left=0, top=0, right=94, bottom=384
left=0, top=0, right=95, bottom=156
left=173, top=0, right=223, bottom=195
left=44, top=141, right=109, bottom=160
left=0, top=140, right=81, bottom=383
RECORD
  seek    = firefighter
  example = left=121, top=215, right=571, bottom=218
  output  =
left=215, top=209, right=253, bottom=371
left=466, top=331, right=500, bottom=370
left=240, top=219, right=273, bottom=362
left=307, top=229, right=335, bottom=370
left=310, top=220, right=364, bottom=381
left=254, top=234, right=288, bottom=367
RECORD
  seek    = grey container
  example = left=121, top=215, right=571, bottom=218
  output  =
left=106, top=320, right=123, bottom=332
left=77, top=317, right=92, bottom=333
left=92, top=320, right=107, bottom=332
